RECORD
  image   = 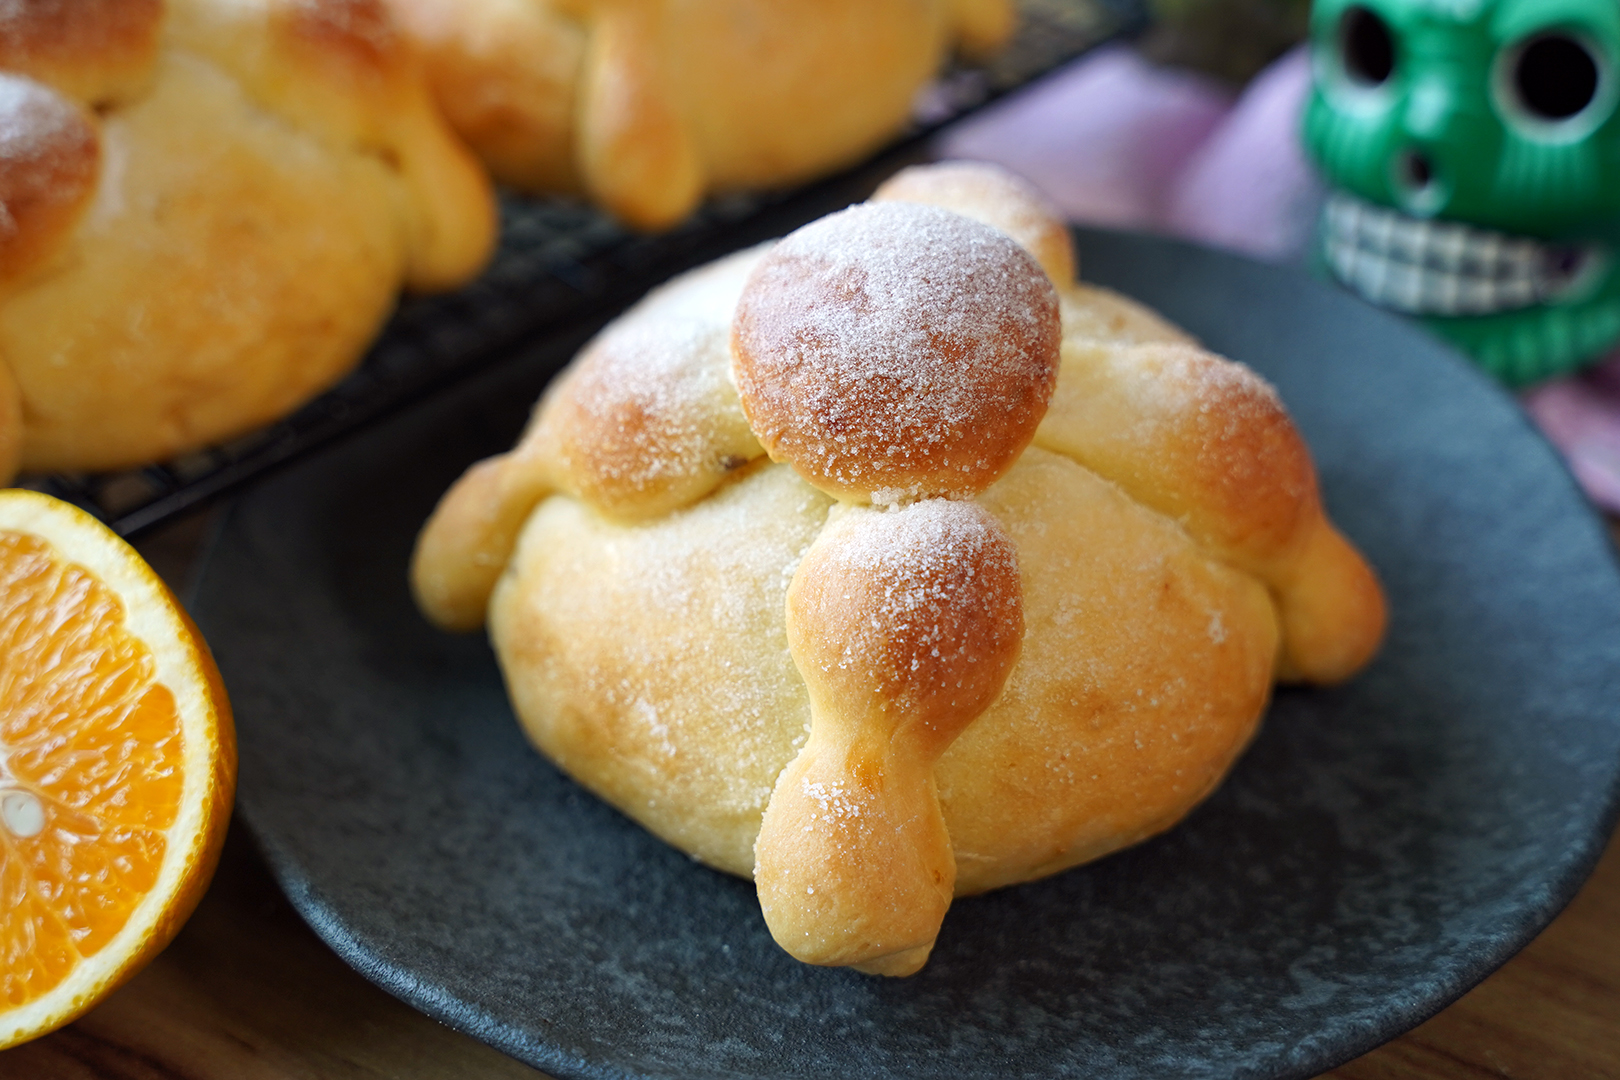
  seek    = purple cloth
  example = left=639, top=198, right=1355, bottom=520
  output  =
left=1160, top=48, right=1323, bottom=261
left=939, top=45, right=1234, bottom=233
left=936, top=44, right=1620, bottom=512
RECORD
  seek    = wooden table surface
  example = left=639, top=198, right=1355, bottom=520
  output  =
left=3, top=510, right=1618, bottom=1080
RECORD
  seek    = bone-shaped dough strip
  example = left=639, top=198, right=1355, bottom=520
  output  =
left=754, top=499, right=1022, bottom=975
left=572, top=0, right=702, bottom=231
left=164, top=0, right=496, bottom=291
left=412, top=249, right=769, bottom=629
left=410, top=447, right=553, bottom=632
left=1036, top=340, right=1385, bottom=682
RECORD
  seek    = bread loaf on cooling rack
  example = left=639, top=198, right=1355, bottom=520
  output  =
left=0, top=0, right=497, bottom=478
left=411, top=161, right=1387, bottom=976
left=381, top=0, right=1016, bottom=229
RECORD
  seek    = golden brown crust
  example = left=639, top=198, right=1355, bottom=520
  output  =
left=942, top=447, right=1280, bottom=892
left=411, top=245, right=771, bottom=631
left=0, top=0, right=163, bottom=107
left=0, top=74, right=98, bottom=293
left=873, top=160, right=1076, bottom=286
left=785, top=501, right=1022, bottom=747
left=573, top=2, right=701, bottom=231
left=1269, top=515, right=1387, bottom=683
left=667, top=0, right=947, bottom=193
left=0, top=356, right=22, bottom=484
left=535, top=316, right=764, bottom=519
left=574, top=0, right=953, bottom=227
left=275, top=0, right=401, bottom=76
left=3, top=49, right=408, bottom=473
left=481, top=449, right=1287, bottom=896
left=165, top=0, right=496, bottom=292
left=867, top=166, right=1184, bottom=350
left=489, top=463, right=834, bottom=874
left=386, top=0, right=1005, bottom=227
left=1040, top=340, right=1314, bottom=567
left=270, top=0, right=499, bottom=290
left=384, top=0, right=583, bottom=191
left=0, top=0, right=494, bottom=476
left=732, top=202, right=1060, bottom=502
left=754, top=499, right=1023, bottom=974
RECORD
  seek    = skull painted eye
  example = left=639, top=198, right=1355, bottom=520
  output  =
left=1496, top=31, right=1615, bottom=137
left=1511, top=35, right=1599, bottom=120
left=1339, top=6, right=1395, bottom=87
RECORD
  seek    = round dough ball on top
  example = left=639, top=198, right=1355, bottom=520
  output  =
left=731, top=201, right=1060, bottom=503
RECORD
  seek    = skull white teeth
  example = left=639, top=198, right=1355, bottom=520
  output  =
left=1322, top=192, right=1605, bottom=316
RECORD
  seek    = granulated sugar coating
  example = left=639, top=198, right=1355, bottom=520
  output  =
left=788, top=498, right=1023, bottom=722
left=545, top=312, right=763, bottom=516
left=732, top=202, right=1059, bottom=503
left=872, top=160, right=1076, bottom=286
left=0, top=75, right=98, bottom=276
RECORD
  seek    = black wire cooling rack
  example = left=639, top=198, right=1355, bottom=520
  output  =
left=24, top=0, right=1139, bottom=537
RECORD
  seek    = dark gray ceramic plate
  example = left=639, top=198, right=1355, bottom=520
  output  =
left=191, top=229, right=1620, bottom=1080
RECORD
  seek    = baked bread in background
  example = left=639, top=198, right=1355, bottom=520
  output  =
left=0, top=0, right=496, bottom=479
left=411, top=161, right=1386, bottom=975
left=382, top=0, right=1016, bottom=229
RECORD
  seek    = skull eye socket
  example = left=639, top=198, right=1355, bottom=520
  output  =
left=1511, top=35, right=1599, bottom=120
left=1339, top=6, right=1395, bottom=87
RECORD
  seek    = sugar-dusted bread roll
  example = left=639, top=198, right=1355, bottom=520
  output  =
left=412, top=162, right=1387, bottom=975
left=0, top=0, right=497, bottom=477
left=382, top=0, right=1016, bottom=229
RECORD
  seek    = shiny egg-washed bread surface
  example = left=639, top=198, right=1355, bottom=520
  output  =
left=382, top=0, right=1015, bottom=228
left=0, top=0, right=495, bottom=476
left=414, top=162, right=1386, bottom=973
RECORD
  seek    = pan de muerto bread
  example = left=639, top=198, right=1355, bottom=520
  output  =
left=380, top=0, right=1015, bottom=229
left=0, top=0, right=496, bottom=477
left=411, top=162, right=1387, bottom=975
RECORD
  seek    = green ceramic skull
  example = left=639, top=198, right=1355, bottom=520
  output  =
left=1302, top=0, right=1620, bottom=384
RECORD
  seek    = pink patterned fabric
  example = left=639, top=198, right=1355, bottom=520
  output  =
left=1524, top=356, right=1620, bottom=510
left=937, top=44, right=1620, bottom=510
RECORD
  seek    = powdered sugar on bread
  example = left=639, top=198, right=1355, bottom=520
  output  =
left=732, top=202, right=1059, bottom=502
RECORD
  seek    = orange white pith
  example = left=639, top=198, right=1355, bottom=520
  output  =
left=0, top=490, right=235, bottom=1048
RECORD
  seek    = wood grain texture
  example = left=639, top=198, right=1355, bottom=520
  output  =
left=0, top=512, right=1614, bottom=1080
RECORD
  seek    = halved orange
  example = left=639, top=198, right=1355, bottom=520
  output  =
left=0, top=490, right=235, bottom=1048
